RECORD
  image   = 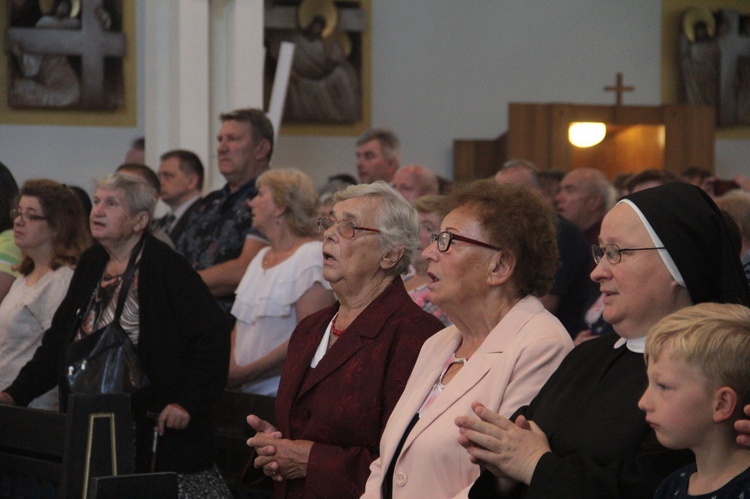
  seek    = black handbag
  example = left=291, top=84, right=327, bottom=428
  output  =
left=65, top=239, right=149, bottom=394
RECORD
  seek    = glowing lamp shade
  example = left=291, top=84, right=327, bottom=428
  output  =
left=568, top=122, right=606, bottom=148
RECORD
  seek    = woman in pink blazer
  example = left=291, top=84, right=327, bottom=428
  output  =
left=362, top=181, right=573, bottom=498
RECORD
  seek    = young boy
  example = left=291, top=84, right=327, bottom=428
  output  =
left=639, top=302, right=750, bottom=498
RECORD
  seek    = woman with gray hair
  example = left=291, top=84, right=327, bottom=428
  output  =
left=0, top=173, right=232, bottom=497
left=243, top=181, right=444, bottom=498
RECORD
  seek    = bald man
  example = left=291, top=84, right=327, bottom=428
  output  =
left=393, top=164, right=439, bottom=202
left=555, top=167, right=616, bottom=246
left=495, top=160, right=595, bottom=336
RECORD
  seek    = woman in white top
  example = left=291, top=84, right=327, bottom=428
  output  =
left=228, top=168, right=335, bottom=395
left=0, top=179, right=90, bottom=410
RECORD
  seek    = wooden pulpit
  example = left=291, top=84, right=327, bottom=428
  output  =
left=454, top=102, right=715, bottom=181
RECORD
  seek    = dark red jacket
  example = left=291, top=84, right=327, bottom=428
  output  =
left=243, top=278, right=442, bottom=498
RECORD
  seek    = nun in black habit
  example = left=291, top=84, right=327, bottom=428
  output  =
left=456, top=182, right=750, bottom=499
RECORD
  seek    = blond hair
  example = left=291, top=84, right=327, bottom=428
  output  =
left=256, top=168, right=319, bottom=238
left=645, top=303, right=750, bottom=414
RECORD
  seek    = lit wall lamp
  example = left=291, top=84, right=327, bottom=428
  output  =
left=568, top=122, right=606, bottom=148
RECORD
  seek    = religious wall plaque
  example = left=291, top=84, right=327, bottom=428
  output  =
left=0, top=0, right=136, bottom=126
left=264, top=0, right=371, bottom=136
left=662, top=0, right=750, bottom=138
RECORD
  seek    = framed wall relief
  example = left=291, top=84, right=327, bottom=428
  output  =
left=0, top=0, right=136, bottom=126
left=661, top=0, right=750, bottom=139
left=264, top=0, right=371, bottom=136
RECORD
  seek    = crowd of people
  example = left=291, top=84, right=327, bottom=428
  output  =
left=2, top=109, right=750, bottom=498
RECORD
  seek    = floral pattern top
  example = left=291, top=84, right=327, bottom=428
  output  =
left=174, top=179, right=265, bottom=312
left=408, top=283, right=451, bottom=327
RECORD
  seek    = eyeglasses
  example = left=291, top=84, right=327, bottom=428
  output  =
left=11, top=208, right=48, bottom=223
left=429, top=231, right=502, bottom=253
left=591, top=243, right=665, bottom=265
left=317, top=217, right=381, bottom=239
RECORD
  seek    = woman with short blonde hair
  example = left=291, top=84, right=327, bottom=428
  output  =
left=228, top=168, right=335, bottom=395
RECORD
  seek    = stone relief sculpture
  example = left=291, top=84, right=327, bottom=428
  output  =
left=679, top=7, right=750, bottom=127
left=7, top=0, right=126, bottom=110
left=265, top=0, right=364, bottom=124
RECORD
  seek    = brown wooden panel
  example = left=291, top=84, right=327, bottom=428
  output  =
left=571, top=124, right=665, bottom=178
left=453, top=136, right=505, bottom=181
left=507, top=103, right=553, bottom=168
left=663, top=105, right=715, bottom=173
left=454, top=102, right=715, bottom=181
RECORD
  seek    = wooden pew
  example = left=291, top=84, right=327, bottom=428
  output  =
left=0, top=394, right=134, bottom=498
left=0, top=404, right=65, bottom=498
left=213, top=390, right=275, bottom=496
left=0, top=391, right=273, bottom=497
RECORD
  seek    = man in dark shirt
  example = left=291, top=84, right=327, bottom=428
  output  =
left=155, top=149, right=204, bottom=245
left=495, top=161, right=595, bottom=336
left=554, top=167, right=615, bottom=247
left=174, top=108, right=271, bottom=312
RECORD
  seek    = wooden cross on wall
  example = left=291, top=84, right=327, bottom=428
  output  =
left=7, top=0, right=126, bottom=109
left=604, top=72, right=635, bottom=106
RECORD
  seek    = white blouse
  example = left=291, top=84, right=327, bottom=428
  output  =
left=0, top=266, right=74, bottom=410
left=231, top=241, right=330, bottom=395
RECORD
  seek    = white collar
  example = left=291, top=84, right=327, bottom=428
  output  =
left=614, top=335, right=646, bottom=353
left=310, top=317, right=335, bottom=368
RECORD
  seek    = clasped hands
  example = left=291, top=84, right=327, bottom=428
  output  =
left=455, top=402, right=550, bottom=490
left=246, top=414, right=313, bottom=482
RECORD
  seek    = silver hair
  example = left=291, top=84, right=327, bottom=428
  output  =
left=593, top=173, right=618, bottom=211
left=496, top=159, right=542, bottom=189
left=502, top=158, right=539, bottom=172
left=96, top=172, right=156, bottom=220
left=333, top=181, right=418, bottom=276
left=577, top=167, right=617, bottom=212
left=397, top=164, right=439, bottom=196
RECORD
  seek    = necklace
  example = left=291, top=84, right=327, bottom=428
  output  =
left=102, top=272, right=124, bottom=281
left=437, top=353, right=469, bottom=386
left=330, top=313, right=346, bottom=337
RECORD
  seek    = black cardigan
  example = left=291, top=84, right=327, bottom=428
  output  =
left=5, top=235, right=231, bottom=473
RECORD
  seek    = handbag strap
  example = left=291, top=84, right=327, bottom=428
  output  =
left=111, top=236, right=145, bottom=322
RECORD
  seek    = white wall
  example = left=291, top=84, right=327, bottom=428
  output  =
left=3, top=1, right=748, bottom=192
left=275, top=1, right=749, bottom=184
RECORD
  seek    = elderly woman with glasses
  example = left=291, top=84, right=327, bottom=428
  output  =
left=361, top=181, right=573, bottom=498
left=243, top=182, right=444, bottom=498
left=458, top=182, right=750, bottom=499
left=0, top=173, right=232, bottom=497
